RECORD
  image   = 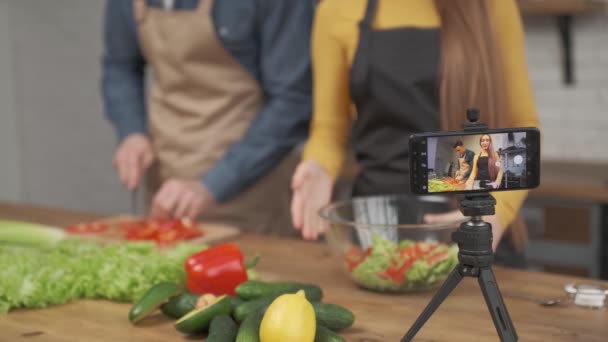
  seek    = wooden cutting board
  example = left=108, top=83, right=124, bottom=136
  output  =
left=68, top=215, right=240, bottom=247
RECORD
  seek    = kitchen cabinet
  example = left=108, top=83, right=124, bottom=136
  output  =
left=523, top=160, right=608, bottom=279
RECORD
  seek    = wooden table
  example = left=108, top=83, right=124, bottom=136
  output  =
left=1, top=202, right=608, bottom=342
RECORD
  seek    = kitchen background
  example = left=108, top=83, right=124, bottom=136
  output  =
left=0, top=1, right=606, bottom=276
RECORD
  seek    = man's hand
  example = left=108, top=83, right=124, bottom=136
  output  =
left=150, top=179, right=216, bottom=220
left=423, top=210, right=505, bottom=251
left=291, top=161, right=333, bottom=240
left=113, top=133, right=155, bottom=190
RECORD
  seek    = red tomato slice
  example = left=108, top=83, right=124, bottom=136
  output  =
left=425, top=250, right=450, bottom=265
left=126, top=224, right=158, bottom=240
left=118, top=219, right=205, bottom=243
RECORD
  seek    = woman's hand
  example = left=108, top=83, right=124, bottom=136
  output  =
left=488, top=181, right=500, bottom=189
left=423, top=210, right=505, bottom=251
left=291, top=160, right=333, bottom=240
left=150, top=179, right=216, bottom=220
left=113, top=133, right=155, bottom=190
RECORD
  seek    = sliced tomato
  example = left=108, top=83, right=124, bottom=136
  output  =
left=120, top=219, right=204, bottom=243
left=344, top=247, right=372, bottom=272
left=125, top=224, right=159, bottom=240
left=157, top=229, right=179, bottom=243
left=65, top=222, right=108, bottom=234
left=377, top=259, right=416, bottom=284
left=117, top=220, right=147, bottom=234
left=425, top=250, right=450, bottom=266
left=399, top=245, right=417, bottom=260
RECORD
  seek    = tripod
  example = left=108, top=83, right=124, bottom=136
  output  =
left=402, top=109, right=518, bottom=341
left=401, top=194, right=517, bottom=342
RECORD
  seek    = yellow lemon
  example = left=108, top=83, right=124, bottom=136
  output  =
left=259, top=290, right=316, bottom=342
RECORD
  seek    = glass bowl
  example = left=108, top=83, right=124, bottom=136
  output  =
left=320, top=194, right=463, bottom=293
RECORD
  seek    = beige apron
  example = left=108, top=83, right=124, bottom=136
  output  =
left=456, top=154, right=470, bottom=179
left=134, top=0, right=299, bottom=236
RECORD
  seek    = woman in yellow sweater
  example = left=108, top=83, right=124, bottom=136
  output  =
left=291, top=0, right=540, bottom=263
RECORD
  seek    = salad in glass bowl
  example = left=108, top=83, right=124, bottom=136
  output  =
left=320, top=195, right=463, bottom=293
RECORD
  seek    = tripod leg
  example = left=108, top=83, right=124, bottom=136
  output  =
left=401, top=267, right=464, bottom=342
left=478, top=268, right=518, bottom=342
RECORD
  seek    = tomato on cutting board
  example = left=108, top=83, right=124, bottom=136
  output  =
left=65, top=218, right=203, bottom=245
left=122, top=219, right=203, bottom=244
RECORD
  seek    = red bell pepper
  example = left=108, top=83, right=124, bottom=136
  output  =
left=184, top=243, right=249, bottom=296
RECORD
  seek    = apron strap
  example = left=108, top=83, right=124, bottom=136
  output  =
left=133, top=0, right=147, bottom=24
left=359, top=0, right=378, bottom=30
left=350, top=0, right=378, bottom=101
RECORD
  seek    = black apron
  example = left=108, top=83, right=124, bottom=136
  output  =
left=350, top=0, right=441, bottom=196
left=348, top=0, right=526, bottom=268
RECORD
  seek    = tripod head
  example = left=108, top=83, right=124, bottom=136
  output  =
left=450, top=109, right=497, bottom=267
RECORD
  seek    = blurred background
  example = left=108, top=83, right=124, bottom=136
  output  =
left=0, top=0, right=606, bottom=278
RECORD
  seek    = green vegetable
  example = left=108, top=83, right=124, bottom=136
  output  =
left=0, top=220, right=65, bottom=248
left=0, top=239, right=205, bottom=314
left=428, top=179, right=455, bottom=193
left=315, top=325, right=346, bottom=342
left=207, top=314, right=238, bottom=342
left=129, top=282, right=181, bottom=323
left=161, top=291, right=200, bottom=319
left=233, top=295, right=277, bottom=322
left=350, top=235, right=458, bottom=292
left=312, top=302, right=355, bottom=331
left=235, top=308, right=264, bottom=342
left=175, top=295, right=233, bottom=334
left=233, top=285, right=323, bottom=322
left=235, top=280, right=323, bottom=301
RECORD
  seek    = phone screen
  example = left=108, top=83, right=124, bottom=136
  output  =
left=410, top=128, right=540, bottom=194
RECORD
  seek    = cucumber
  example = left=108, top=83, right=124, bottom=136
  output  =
left=206, top=314, right=238, bottom=342
left=160, top=292, right=199, bottom=319
left=312, top=302, right=355, bottom=331
left=230, top=296, right=245, bottom=309
left=233, top=295, right=275, bottom=322
left=315, top=325, right=346, bottom=342
left=235, top=308, right=264, bottom=342
left=175, top=295, right=233, bottom=334
left=129, top=282, right=181, bottom=324
left=236, top=280, right=323, bottom=301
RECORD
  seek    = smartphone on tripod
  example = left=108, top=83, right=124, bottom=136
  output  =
left=409, top=127, right=541, bottom=195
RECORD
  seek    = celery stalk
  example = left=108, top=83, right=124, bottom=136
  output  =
left=0, top=220, right=66, bottom=248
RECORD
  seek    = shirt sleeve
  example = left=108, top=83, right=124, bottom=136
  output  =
left=490, top=0, right=542, bottom=228
left=101, top=0, right=147, bottom=142
left=301, top=1, right=353, bottom=180
left=202, top=0, right=314, bottom=203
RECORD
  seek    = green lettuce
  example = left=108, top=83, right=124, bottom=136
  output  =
left=0, top=239, right=205, bottom=314
left=350, top=235, right=458, bottom=292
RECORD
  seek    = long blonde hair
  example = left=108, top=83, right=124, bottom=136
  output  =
left=435, top=0, right=506, bottom=130
left=435, top=1, right=527, bottom=251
